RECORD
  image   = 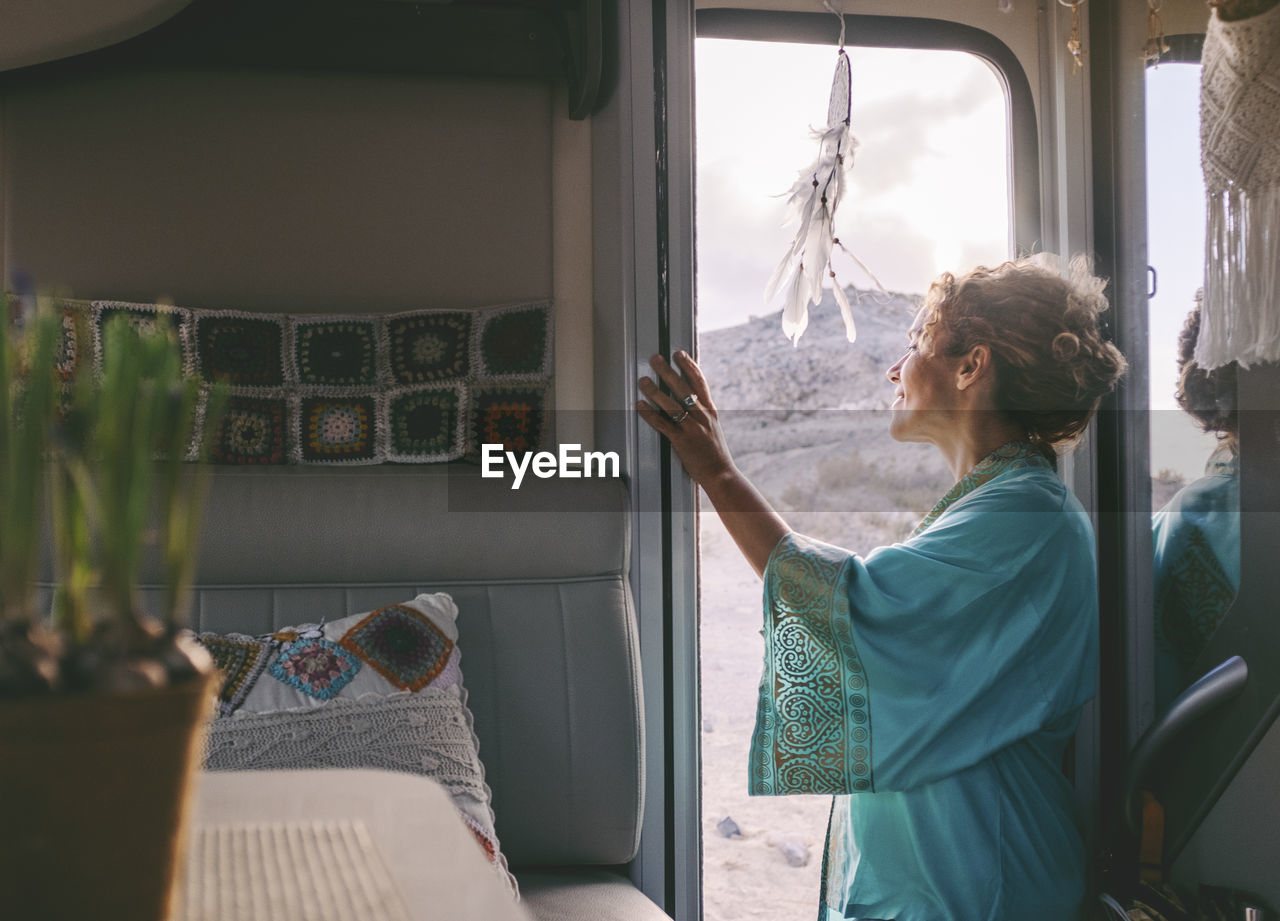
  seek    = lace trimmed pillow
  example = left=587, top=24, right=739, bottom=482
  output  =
left=197, top=593, right=516, bottom=897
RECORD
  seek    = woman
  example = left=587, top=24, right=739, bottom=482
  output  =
left=638, top=257, right=1126, bottom=921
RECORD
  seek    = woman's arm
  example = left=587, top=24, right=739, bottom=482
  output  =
left=637, top=351, right=790, bottom=578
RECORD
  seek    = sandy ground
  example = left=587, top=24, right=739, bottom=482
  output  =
left=699, top=511, right=832, bottom=921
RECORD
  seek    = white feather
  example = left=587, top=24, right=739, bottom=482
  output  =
left=782, top=179, right=820, bottom=253
left=764, top=247, right=797, bottom=304
left=780, top=266, right=811, bottom=346
left=833, top=132, right=855, bottom=197
left=829, top=162, right=845, bottom=215
left=831, top=281, right=857, bottom=343
left=765, top=176, right=820, bottom=302
left=802, top=207, right=833, bottom=301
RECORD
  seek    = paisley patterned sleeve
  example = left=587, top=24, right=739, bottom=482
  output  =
left=749, top=477, right=1099, bottom=796
left=749, top=533, right=872, bottom=796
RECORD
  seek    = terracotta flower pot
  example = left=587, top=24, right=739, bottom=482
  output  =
left=0, top=671, right=216, bottom=921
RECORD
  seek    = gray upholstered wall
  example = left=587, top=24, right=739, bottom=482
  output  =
left=1, top=69, right=552, bottom=314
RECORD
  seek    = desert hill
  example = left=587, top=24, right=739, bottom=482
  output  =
left=700, top=286, right=916, bottom=413
left=696, top=287, right=952, bottom=548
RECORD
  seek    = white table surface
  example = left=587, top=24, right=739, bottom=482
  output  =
left=184, top=769, right=530, bottom=921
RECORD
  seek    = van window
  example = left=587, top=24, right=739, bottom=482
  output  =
left=694, top=37, right=1011, bottom=920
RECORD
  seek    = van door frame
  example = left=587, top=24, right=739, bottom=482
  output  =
left=1086, top=0, right=1154, bottom=879
left=593, top=1, right=700, bottom=916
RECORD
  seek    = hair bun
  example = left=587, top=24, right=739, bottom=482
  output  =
left=1052, top=331, right=1081, bottom=361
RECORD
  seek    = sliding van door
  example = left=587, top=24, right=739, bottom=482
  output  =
left=1146, top=43, right=1280, bottom=892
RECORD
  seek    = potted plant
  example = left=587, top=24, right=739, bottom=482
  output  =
left=0, top=296, right=226, bottom=920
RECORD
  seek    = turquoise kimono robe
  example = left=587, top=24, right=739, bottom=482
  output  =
left=750, top=443, right=1097, bottom=921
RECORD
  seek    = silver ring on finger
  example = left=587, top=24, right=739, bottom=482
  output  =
left=680, top=393, right=699, bottom=408
left=671, top=409, right=690, bottom=424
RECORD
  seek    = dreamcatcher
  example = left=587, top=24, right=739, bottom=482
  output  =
left=765, top=1, right=878, bottom=346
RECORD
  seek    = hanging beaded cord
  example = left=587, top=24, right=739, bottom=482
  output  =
left=1059, top=0, right=1085, bottom=73
left=1143, top=0, right=1171, bottom=66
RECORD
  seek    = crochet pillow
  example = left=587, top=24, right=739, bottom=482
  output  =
left=197, top=593, right=516, bottom=895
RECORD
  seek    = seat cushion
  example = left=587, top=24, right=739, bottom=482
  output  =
left=516, top=869, right=670, bottom=921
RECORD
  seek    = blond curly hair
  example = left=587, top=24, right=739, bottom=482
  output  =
left=919, top=255, right=1128, bottom=454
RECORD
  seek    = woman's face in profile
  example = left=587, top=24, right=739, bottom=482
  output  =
left=885, top=308, right=961, bottom=444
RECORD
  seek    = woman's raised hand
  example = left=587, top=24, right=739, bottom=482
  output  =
left=637, top=351, right=736, bottom=487
left=637, top=349, right=789, bottom=576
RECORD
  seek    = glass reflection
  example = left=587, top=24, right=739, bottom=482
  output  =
left=1151, top=299, right=1239, bottom=713
left=1146, top=60, right=1242, bottom=715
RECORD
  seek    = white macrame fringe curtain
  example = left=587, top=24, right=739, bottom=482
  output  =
left=1198, top=1, right=1280, bottom=369
left=1202, top=184, right=1280, bottom=368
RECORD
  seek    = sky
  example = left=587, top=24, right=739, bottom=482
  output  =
left=694, top=39, right=1215, bottom=481
left=1144, top=62, right=1221, bottom=479
left=1146, top=63, right=1205, bottom=413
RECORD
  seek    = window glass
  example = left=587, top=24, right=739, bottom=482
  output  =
left=695, top=38, right=1010, bottom=919
left=1146, top=62, right=1240, bottom=716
